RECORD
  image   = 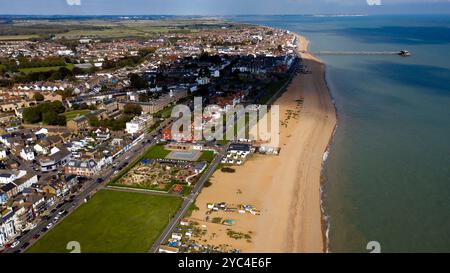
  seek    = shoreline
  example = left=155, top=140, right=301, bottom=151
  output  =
left=189, top=33, right=337, bottom=252
left=319, top=61, right=339, bottom=253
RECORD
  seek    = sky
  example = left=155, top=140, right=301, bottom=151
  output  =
left=1, top=0, right=450, bottom=15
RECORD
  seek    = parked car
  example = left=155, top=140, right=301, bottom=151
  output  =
left=58, top=210, right=66, bottom=215
left=32, top=234, right=40, bottom=240
left=21, top=242, right=30, bottom=249
left=46, top=223, right=53, bottom=229
left=11, top=241, right=20, bottom=248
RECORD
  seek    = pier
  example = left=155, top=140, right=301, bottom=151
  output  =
left=314, top=50, right=411, bottom=57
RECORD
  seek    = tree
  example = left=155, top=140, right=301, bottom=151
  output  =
left=123, top=103, right=142, bottom=116
left=23, top=107, right=42, bottom=124
left=33, top=92, right=45, bottom=101
left=56, top=88, right=74, bottom=99
left=88, top=116, right=100, bottom=127
left=42, top=111, right=66, bottom=126
left=129, top=73, right=148, bottom=90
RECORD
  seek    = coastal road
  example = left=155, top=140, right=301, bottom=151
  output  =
left=148, top=145, right=227, bottom=253
left=6, top=118, right=172, bottom=253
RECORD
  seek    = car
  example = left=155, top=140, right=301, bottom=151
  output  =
left=41, top=227, right=47, bottom=232
left=50, top=209, right=57, bottom=214
left=56, top=203, right=64, bottom=209
left=30, top=223, right=37, bottom=229
left=46, top=223, right=53, bottom=229
left=96, top=178, right=103, bottom=183
left=113, top=170, right=118, bottom=175
left=11, top=241, right=20, bottom=248
left=58, top=210, right=66, bottom=215
left=32, top=234, right=40, bottom=240
left=21, top=242, right=30, bottom=249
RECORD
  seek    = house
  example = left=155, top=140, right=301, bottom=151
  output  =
left=38, top=145, right=71, bottom=172
left=24, top=192, right=46, bottom=215
left=0, top=208, right=16, bottom=246
left=20, top=146, right=35, bottom=161
left=12, top=172, right=38, bottom=193
left=67, top=110, right=109, bottom=131
left=194, top=162, right=207, bottom=174
left=42, top=178, right=71, bottom=197
left=0, top=183, right=18, bottom=200
left=64, top=159, right=99, bottom=177
left=33, top=143, right=49, bottom=155
left=94, top=128, right=110, bottom=141
left=0, top=170, right=26, bottom=185
left=0, top=190, right=7, bottom=205
left=67, top=115, right=89, bottom=131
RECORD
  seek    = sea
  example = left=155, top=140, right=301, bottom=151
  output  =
left=229, top=14, right=450, bottom=252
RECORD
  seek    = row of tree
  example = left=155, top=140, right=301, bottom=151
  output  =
left=23, top=101, right=66, bottom=126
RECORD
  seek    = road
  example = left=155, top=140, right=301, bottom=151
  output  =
left=5, top=118, right=172, bottom=253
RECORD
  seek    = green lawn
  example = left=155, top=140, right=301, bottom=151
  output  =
left=61, top=110, right=91, bottom=121
left=18, top=64, right=74, bottom=74
left=143, top=144, right=171, bottom=159
left=198, top=150, right=215, bottom=162
left=27, top=190, right=182, bottom=253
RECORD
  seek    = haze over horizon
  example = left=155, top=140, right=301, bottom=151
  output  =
left=1, top=0, right=450, bottom=15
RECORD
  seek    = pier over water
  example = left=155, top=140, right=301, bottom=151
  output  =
left=314, top=50, right=411, bottom=57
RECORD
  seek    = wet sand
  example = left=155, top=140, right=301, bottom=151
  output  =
left=190, top=34, right=336, bottom=252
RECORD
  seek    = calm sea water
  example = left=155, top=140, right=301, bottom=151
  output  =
left=230, top=15, right=450, bottom=252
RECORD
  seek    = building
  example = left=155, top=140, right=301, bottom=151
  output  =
left=64, top=159, right=99, bottom=177
left=38, top=146, right=72, bottom=172
left=0, top=208, right=16, bottom=246
left=67, top=116, right=89, bottom=131
left=12, top=172, right=38, bottom=193
left=119, top=88, right=188, bottom=114
left=126, top=114, right=154, bottom=134
left=20, top=146, right=35, bottom=161
left=158, top=245, right=179, bottom=253
left=66, top=110, right=109, bottom=131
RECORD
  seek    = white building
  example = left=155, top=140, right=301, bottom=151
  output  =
left=0, top=209, right=16, bottom=246
left=126, top=114, right=153, bottom=134
left=20, top=146, right=35, bottom=161
left=13, top=173, right=38, bottom=193
left=0, top=149, right=6, bottom=160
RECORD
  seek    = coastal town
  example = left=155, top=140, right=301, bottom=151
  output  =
left=0, top=18, right=303, bottom=253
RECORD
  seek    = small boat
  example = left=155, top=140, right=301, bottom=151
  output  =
left=399, top=50, right=411, bottom=57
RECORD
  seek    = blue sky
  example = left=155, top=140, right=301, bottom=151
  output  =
left=1, top=0, right=450, bottom=15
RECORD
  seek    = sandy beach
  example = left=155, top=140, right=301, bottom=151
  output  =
left=190, top=34, right=337, bottom=252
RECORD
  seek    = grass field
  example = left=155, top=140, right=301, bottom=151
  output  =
left=18, top=64, right=74, bottom=74
left=0, top=34, right=40, bottom=41
left=61, top=109, right=91, bottom=121
left=143, top=144, right=171, bottom=159
left=27, top=190, right=182, bottom=253
left=198, top=150, right=215, bottom=162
